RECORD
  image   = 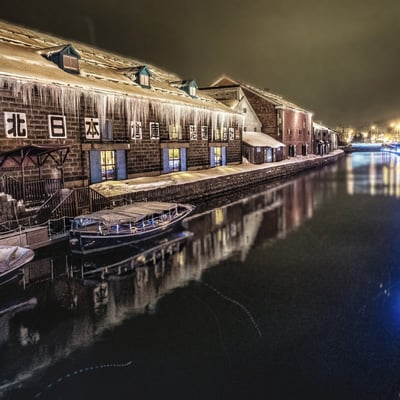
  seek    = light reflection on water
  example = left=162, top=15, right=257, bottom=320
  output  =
left=1, top=152, right=400, bottom=399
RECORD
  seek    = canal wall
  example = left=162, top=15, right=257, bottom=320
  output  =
left=107, top=150, right=344, bottom=204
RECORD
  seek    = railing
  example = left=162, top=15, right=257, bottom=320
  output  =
left=0, top=175, right=62, bottom=204
left=0, top=215, right=73, bottom=244
left=36, top=187, right=112, bottom=225
left=0, top=187, right=112, bottom=239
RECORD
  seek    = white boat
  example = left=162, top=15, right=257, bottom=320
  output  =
left=0, top=245, right=35, bottom=285
left=69, top=201, right=194, bottom=255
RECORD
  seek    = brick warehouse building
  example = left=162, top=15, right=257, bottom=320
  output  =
left=200, top=76, right=313, bottom=160
left=0, top=21, right=242, bottom=191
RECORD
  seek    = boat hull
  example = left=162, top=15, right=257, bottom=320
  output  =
left=70, top=223, right=177, bottom=255
left=0, top=246, right=35, bottom=285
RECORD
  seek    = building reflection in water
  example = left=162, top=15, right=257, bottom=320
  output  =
left=0, top=167, right=338, bottom=394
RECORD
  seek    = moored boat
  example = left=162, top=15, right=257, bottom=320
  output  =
left=0, top=245, right=35, bottom=285
left=69, top=201, right=194, bottom=255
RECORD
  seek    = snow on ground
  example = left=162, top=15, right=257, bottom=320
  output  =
left=91, top=151, right=342, bottom=197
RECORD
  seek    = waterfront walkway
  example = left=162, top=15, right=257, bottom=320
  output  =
left=91, top=150, right=344, bottom=198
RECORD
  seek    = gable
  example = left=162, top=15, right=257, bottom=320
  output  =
left=210, top=75, right=238, bottom=87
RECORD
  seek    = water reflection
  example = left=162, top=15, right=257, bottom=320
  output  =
left=346, top=152, right=400, bottom=197
left=0, top=166, right=340, bottom=396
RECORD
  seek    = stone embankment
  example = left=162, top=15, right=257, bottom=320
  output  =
left=97, top=150, right=344, bottom=204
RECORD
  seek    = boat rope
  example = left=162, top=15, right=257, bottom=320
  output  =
left=33, top=360, right=133, bottom=399
left=201, top=281, right=262, bottom=338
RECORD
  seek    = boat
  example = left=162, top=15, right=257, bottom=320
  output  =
left=69, top=201, right=194, bottom=255
left=80, top=230, right=193, bottom=278
left=0, top=245, right=35, bottom=285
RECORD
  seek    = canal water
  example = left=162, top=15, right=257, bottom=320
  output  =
left=1, top=152, right=400, bottom=400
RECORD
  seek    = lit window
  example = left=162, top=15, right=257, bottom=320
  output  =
left=168, top=148, right=181, bottom=172
left=100, top=151, right=116, bottom=181
left=214, top=147, right=222, bottom=166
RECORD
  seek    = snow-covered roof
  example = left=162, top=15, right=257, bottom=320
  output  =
left=210, top=74, right=312, bottom=114
left=0, top=20, right=236, bottom=115
left=313, top=121, right=338, bottom=132
left=243, top=131, right=285, bottom=148
left=74, top=202, right=181, bottom=223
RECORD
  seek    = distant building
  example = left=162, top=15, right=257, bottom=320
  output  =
left=200, top=75, right=313, bottom=162
left=0, top=21, right=242, bottom=189
left=313, top=122, right=339, bottom=155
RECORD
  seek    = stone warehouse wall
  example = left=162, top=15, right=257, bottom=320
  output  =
left=0, top=84, right=243, bottom=186
left=108, top=152, right=344, bottom=205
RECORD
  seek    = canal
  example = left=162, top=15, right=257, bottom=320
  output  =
left=1, top=152, right=400, bottom=399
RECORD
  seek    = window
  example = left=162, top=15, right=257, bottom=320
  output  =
left=189, top=85, right=196, bottom=97
left=213, top=127, right=221, bottom=141
left=189, top=125, right=197, bottom=140
left=100, top=151, right=116, bottom=181
left=63, top=54, right=79, bottom=73
left=228, top=128, right=235, bottom=140
left=213, top=147, right=222, bottom=166
left=150, top=122, right=160, bottom=139
left=299, top=129, right=301, bottom=136
left=287, top=128, right=292, bottom=136
left=102, top=120, right=113, bottom=141
left=169, top=148, right=181, bottom=172
left=201, top=126, right=208, bottom=140
left=140, top=74, right=150, bottom=87
left=131, top=121, right=142, bottom=139
left=242, top=107, right=247, bottom=113
left=169, top=124, right=182, bottom=140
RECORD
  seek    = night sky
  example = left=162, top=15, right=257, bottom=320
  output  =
left=1, top=0, right=400, bottom=129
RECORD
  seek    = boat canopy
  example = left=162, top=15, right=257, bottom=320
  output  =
left=73, top=202, right=180, bottom=225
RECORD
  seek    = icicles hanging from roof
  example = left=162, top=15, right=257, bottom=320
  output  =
left=0, top=77, right=82, bottom=115
left=0, top=76, right=237, bottom=129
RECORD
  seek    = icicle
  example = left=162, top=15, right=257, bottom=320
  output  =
left=0, top=76, right=238, bottom=132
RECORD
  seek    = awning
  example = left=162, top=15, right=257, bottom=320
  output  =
left=0, top=144, right=70, bottom=168
left=243, top=131, right=285, bottom=148
left=0, top=145, right=70, bottom=199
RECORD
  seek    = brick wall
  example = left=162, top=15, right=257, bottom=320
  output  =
left=282, top=109, right=313, bottom=157
left=242, top=88, right=278, bottom=137
left=0, top=82, right=242, bottom=187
